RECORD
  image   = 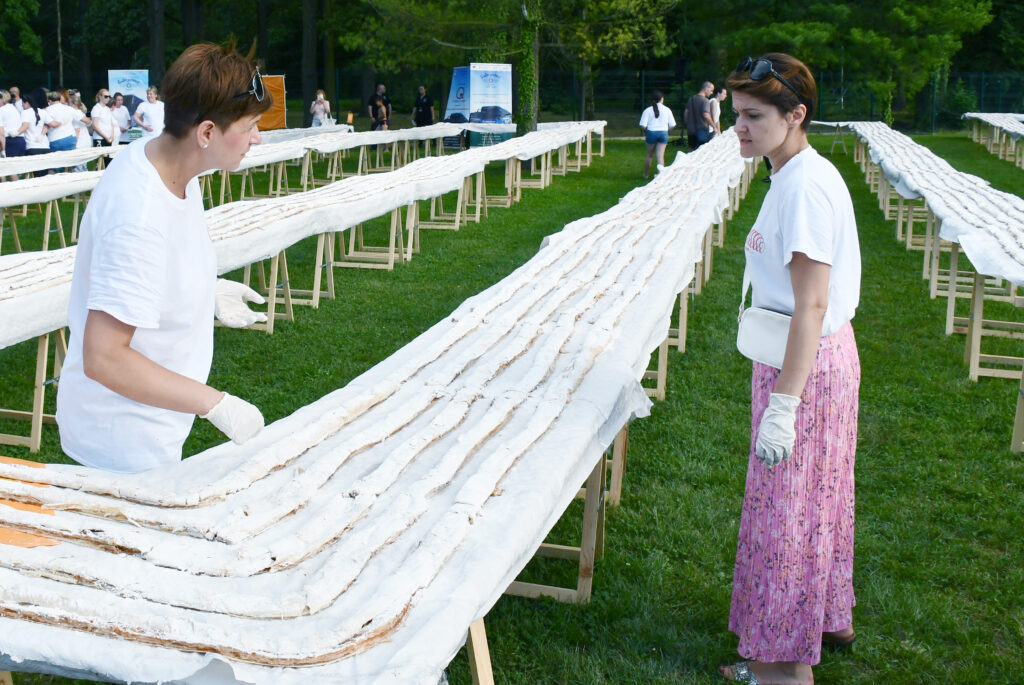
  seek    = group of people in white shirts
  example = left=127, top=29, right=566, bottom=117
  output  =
left=0, top=84, right=165, bottom=174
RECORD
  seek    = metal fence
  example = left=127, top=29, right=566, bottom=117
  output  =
left=4, top=66, right=1021, bottom=135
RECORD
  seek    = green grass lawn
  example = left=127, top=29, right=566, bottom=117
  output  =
left=2, top=135, right=1023, bottom=684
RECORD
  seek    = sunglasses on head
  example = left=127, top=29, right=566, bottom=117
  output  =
left=232, top=68, right=265, bottom=103
left=735, top=57, right=802, bottom=102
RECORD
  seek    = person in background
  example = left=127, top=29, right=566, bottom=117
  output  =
left=56, top=40, right=273, bottom=474
left=683, top=80, right=715, bottom=151
left=638, top=90, right=676, bottom=179
left=0, top=89, right=26, bottom=163
left=23, top=88, right=57, bottom=173
left=9, top=86, right=21, bottom=108
left=134, top=86, right=165, bottom=139
left=412, top=85, right=434, bottom=127
left=65, top=90, right=93, bottom=170
left=110, top=92, right=131, bottom=144
left=46, top=90, right=88, bottom=154
left=719, top=53, right=861, bottom=685
left=710, top=86, right=728, bottom=136
left=367, top=83, right=391, bottom=131
left=91, top=88, right=115, bottom=147
left=309, top=89, right=331, bottom=127
left=68, top=89, right=87, bottom=116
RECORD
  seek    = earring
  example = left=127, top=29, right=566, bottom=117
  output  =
left=201, top=143, right=208, bottom=149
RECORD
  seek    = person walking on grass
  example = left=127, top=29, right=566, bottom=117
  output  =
left=638, top=90, right=675, bottom=179
left=720, top=52, right=861, bottom=685
left=684, top=80, right=715, bottom=150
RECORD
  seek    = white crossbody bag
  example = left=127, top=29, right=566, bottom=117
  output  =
left=736, top=265, right=791, bottom=370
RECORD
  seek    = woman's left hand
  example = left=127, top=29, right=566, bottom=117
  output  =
left=755, top=392, right=800, bottom=467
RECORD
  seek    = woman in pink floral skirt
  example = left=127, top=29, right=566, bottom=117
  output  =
left=720, top=53, right=861, bottom=685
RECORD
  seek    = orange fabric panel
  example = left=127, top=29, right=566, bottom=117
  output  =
left=0, top=497, right=57, bottom=549
left=0, top=455, right=45, bottom=468
left=259, top=75, right=287, bottom=131
left=0, top=499, right=53, bottom=515
left=0, top=455, right=48, bottom=488
left=0, top=500, right=57, bottom=548
left=0, top=527, right=59, bottom=548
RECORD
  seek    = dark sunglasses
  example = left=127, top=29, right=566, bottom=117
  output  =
left=735, top=57, right=802, bottom=102
left=232, top=68, right=265, bottom=103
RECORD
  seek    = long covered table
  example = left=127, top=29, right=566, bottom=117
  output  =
left=963, top=112, right=1024, bottom=168
left=840, top=120, right=1024, bottom=449
left=0, top=132, right=750, bottom=684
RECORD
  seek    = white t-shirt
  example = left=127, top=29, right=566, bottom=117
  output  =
left=639, top=104, right=676, bottom=132
left=710, top=98, right=722, bottom=126
left=111, top=105, right=131, bottom=143
left=91, top=103, right=114, bottom=142
left=22, top=106, right=52, bottom=150
left=57, top=138, right=216, bottom=473
left=0, top=102, right=21, bottom=137
left=743, top=146, right=860, bottom=336
left=136, top=100, right=165, bottom=138
left=46, top=102, right=85, bottom=142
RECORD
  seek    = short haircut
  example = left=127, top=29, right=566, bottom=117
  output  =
left=113, top=91, right=123, bottom=99
left=47, top=91, right=60, bottom=101
left=147, top=85, right=159, bottom=96
left=161, top=40, right=273, bottom=139
left=726, top=52, right=817, bottom=131
left=701, top=81, right=714, bottom=91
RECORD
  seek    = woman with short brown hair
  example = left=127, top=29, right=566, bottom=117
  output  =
left=57, top=41, right=275, bottom=474
left=720, top=52, right=861, bottom=685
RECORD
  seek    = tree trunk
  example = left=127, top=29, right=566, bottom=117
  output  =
left=323, top=0, right=336, bottom=104
left=181, top=0, right=202, bottom=45
left=78, top=0, right=92, bottom=97
left=301, top=0, right=318, bottom=126
left=517, top=19, right=539, bottom=135
left=581, top=61, right=595, bottom=120
left=148, top=0, right=166, bottom=85
left=257, top=0, right=269, bottom=69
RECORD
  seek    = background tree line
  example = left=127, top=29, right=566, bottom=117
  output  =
left=0, top=0, right=1019, bottom=130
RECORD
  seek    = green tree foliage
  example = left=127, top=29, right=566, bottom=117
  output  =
left=546, top=0, right=677, bottom=118
left=955, top=0, right=1024, bottom=72
left=0, top=0, right=42, bottom=68
left=335, top=0, right=676, bottom=130
left=670, top=0, right=991, bottom=120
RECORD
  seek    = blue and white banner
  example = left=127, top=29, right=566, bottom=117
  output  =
left=469, top=63, right=512, bottom=123
left=107, top=69, right=149, bottom=120
left=444, top=67, right=471, bottom=124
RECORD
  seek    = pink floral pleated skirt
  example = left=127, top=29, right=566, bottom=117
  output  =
left=728, top=321, right=860, bottom=666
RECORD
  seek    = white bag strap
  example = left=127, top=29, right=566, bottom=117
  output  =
left=738, top=260, right=752, bottom=322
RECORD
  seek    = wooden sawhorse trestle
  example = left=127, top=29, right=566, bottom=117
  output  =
left=1, top=198, right=73, bottom=254
left=241, top=251, right=296, bottom=335
left=329, top=204, right=417, bottom=271
left=0, top=330, right=67, bottom=453
left=505, top=452, right=607, bottom=604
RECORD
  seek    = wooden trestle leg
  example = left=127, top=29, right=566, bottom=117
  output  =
left=466, top=618, right=495, bottom=685
left=0, top=330, right=66, bottom=452
left=1012, top=372, right=1024, bottom=453
left=505, top=452, right=606, bottom=604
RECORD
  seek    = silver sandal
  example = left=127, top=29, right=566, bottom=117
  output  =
left=722, top=661, right=761, bottom=684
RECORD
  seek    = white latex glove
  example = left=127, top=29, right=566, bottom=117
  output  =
left=201, top=392, right=264, bottom=444
left=214, top=279, right=267, bottom=328
left=755, top=392, right=801, bottom=468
